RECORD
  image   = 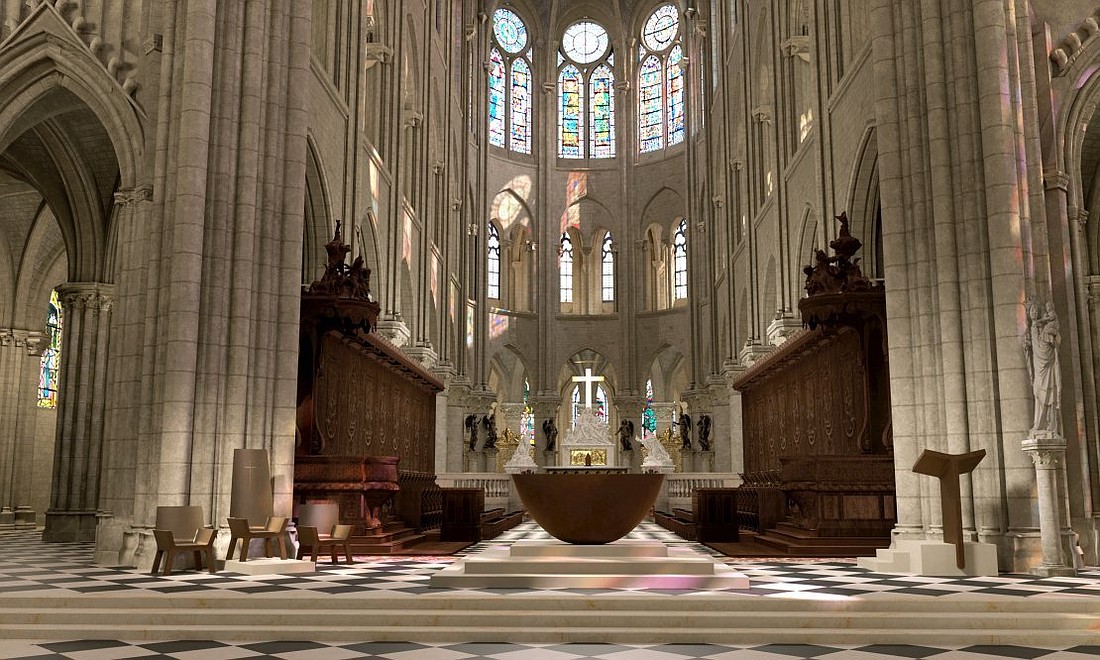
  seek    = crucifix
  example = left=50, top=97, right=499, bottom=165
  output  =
left=571, top=366, right=605, bottom=409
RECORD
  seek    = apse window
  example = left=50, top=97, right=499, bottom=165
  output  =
left=489, top=8, right=532, bottom=154
left=560, top=232, right=574, bottom=303
left=487, top=222, right=501, bottom=300
left=558, top=20, right=616, bottom=160
left=673, top=219, right=688, bottom=300
left=601, top=232, right=615, bottom=302
left=638, top=4, right=684, bottom=154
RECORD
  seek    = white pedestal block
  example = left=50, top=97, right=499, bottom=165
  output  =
left=431, top=539, right=750, bottom=590
left=223, top=558, right=316, bottom=575
left=857, top=540, right=999, bottom=576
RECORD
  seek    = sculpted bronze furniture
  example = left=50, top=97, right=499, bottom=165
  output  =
left=511, top=473, right=664, bottom=544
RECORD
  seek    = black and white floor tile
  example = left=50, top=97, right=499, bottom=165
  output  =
left=2, top=639, right=1099, bottom=660
left=2, top=524, right=1099, bottom=659
left=2, top=523, right=1098, bottom=600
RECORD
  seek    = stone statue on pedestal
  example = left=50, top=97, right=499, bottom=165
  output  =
left=482, top=413, right=498, bottom=449
left=618, top=420, right=635, bottom=452
left=465, top=414, right=479, bottom=451
left=1024, top=299, right=1062, bottom=436
left=542, top=418, right=558, bottom=452
left=697, top=414, right=712, bottom=451
left=678, top=412, right=692, bottom=449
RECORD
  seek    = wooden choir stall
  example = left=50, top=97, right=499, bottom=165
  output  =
left=295, top=226, right=445, bottom=553
left=730, top=215, right=896, bottom=556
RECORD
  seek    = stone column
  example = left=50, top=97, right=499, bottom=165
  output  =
left=1022, top=435, right=1076, bottom=576
left=43, top=283, right=114, bottom=542
left=0, top=329, right=44, bottom=523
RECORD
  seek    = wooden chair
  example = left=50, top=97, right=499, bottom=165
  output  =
left=297, top=524, right=353, bottom=563
left=226, top=516, right=288, bottom=561
left=151, top=527, right=217, bottom=575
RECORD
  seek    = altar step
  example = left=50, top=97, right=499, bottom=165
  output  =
left=751, top=523, right=891, bottom=557
left=349, top=521, right=432, bottom=554
left=1, top=592, right=1097, bottom=645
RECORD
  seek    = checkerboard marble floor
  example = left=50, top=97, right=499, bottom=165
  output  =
left=1, top=639, right=1099, bottom=660
left=2, top=524, right=1099, bottom=659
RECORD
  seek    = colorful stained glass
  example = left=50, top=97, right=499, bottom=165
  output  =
left=642, top=378, right=657, bottom=434
left=492, top=8, right=528, bottom=54
left=488, top=48, right=506, bottom=147
left=562, top=21, right=608, bottom=64
left=673, top=218, right=688, bottom=299
left=667, top=45, right=685, bottom=145
left=487, top=222, right=501, bottom=299
left=510, top=57, right=531, bottom=153
left=558, top=65, right=584, bottom=158
left=560, top=232, right=574, bottom=303
left=522, top=377, right=535, bottom=443
left=37, top=290, right=62, bottom=409
left=639, top=55, right=663, bottom=153
left=589, top=64, right=615, bottom=159
left=643, top=4, right=679, bottom=51
left=601, top=232, right=614, bottom=301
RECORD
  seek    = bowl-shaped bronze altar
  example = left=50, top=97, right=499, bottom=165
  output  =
left=510, top=472, right=665, bottom=544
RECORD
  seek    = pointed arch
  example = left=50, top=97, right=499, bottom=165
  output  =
left=558, top=64, right=584, bottom=158
left=589, top=63, right=615, bottom=158
left=638, top=55, right=664, bottom=153
left=509, top=57, right=531, bottom=153
left=488, top=48, right=506, bottom=148
left=845, top=123, right=880, bottom=277
left=303, top=135, right=333, bottom=284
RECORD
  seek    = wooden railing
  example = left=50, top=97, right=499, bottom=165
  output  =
left=436, top=473, right=514, bottom=511
left=663, top=473, right=741, bottom=512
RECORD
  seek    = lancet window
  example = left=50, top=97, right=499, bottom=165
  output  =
left=558, top=20, right=616, bottom=159
left=601, top=233, right=615, bottom=302
left=489, top=8, right=532, bottom=154
left=560, top=232, right=574, bottom=303
left=638, top=4, right=685, bottom=153
left=37, top=290, right=62, bottom=409
left=673, top=219, right=688, bottom=300
left=487, top=222, right=501, bottom=300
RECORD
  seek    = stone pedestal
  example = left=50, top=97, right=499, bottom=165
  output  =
left=471, top=449, right=488, bottom=472
left=1022, top=434, right=1077, bottom=577
left=542, top=450, right=559, bottom=467
left=14, top=504, right=35, bottom=529
left=484, top=448, right=499, bottom=474
left=0, top=506, right=14, bottom=529
left=224, top=558, right=316, bottom=575
left=620, top=449, right=635, bottom=472
left=695, top=451, right=714, bottom=472
left=858, top=539, right=999, bottom=576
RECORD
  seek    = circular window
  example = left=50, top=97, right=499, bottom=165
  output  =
left=493, top=8, right=528, bottom=54
left=562, top=21, right=609, bottom=65
left=642, top=4, right=679, bottom=52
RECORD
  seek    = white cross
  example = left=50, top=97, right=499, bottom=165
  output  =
left=571, top=367, right=605, bottom=409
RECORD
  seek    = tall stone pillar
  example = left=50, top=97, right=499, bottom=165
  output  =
left=0, top=329, right=44, bottom=520
left=1022, top=436, right=1076, bottom=576
left=43, top=283, right=114, bottom=542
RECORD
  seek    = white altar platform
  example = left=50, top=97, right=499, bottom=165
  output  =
left=430, top=538, right=750, bottom=589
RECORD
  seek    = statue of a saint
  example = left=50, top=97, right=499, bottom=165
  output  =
left=678, top=412, right=692, bottom=449
left=542, top=418, right=558, bottom=452
left=465, top=414, right=479, bottom=451
left=1024, top=300, right=1062, bottom=435
left=482, top=413, right=498, bottom=449
left=697, top=414, right=712, bottom=451
left=618, top=420, right=635, bottom=452
left=541, top=418, right=558, bottom=453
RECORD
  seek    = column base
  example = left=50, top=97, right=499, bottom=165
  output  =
left=1031, top=563, right=1077, bottom=578
left=42, top=509, right=99, bottom=542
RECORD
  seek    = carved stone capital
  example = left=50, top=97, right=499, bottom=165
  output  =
left=113, top=185, right=152, bottom=207
left=56, top=283, right=115, bottom=315
left=0, top=328, right=45, bottom=355
left=1022, top=434, right=1067, bottom=469
left=1043, top=169, right=1069, bottom=192
left=780, top=35, right=811, bottom=62
left=362, top=43, right=393, bottom=70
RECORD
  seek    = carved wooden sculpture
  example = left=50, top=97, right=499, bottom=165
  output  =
left=911, top=448, right=986, bottom=569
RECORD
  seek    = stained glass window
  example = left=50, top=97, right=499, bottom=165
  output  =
left=643, top=4, right=680, bottom=51
left=673, top=219, right=688, bottom=299
left=589, top=64, right=615, bottom=159
left=639, top=55, right=664, bottom=153
left=523, top=377, right=535, bottom=443
left=560, top=232, right=574, bottom=303
left=558, top=65, right=583, bottom=158
left=601, top=233, right=614, bottom=302
left=488, top=48, right=506, bottom=148
left=492, top=8, right=528, bottom=53
left=37, top=290, right=62, bottom=409
left=510, top=58, right=531, bottom=153
left=562, top=21, right=608, bottom=64
left=642, top=378, right=657, bottom=434
left=487, top=222, right=501, bottom=299
left=667, top=45, right=684, bottom=145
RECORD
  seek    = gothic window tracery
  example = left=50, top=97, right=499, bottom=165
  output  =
left=601, top=232, right=615, bottom=302
left=638, top=3, right=685, bottom=154
left=560, top=232, right=574, bottom=303
left=558, top=20, right=615, bottom=159
left=673, top=218, right=688, bottom=300
left=489, top=8, right=532, bottom=154
left=487, top=222, right=501, bottom=300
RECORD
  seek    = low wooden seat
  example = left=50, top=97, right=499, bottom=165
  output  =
left=297, top=524, right=353, bottom=563
left=151, top=527, right=217, bottom=575
left=226, top=516, right=288, bottom=561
